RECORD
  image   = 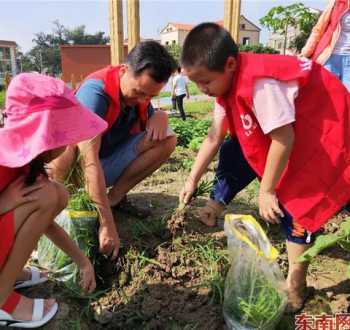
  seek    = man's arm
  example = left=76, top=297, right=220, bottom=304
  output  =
left=78, top=136, right=120, bottom=260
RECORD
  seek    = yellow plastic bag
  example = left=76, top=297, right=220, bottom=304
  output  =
left=223, top=214, right=287, bottom=330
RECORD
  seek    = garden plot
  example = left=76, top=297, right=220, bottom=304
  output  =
left=15, top=110, right=350, bottom=330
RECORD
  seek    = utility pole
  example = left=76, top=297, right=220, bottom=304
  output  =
left=224, top=0, right=241, bottom=43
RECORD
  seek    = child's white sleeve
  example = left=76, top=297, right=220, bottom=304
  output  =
left=252, top=78, right=298, bottom=134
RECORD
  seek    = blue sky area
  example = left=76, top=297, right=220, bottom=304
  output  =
left=0, top=0, right=328, bottom=52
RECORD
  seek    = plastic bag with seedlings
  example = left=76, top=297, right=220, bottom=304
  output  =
left=223, top=214, right=287, bottom=330
left=37, top=189, right=101, bottom=294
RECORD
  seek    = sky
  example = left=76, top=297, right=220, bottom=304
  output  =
left=0, top=0, right=329, bottom=53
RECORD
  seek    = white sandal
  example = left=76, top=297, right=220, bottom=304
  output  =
left=0, top=299, right=58, bottom=328
left=14, top=267, right=48, bottom=290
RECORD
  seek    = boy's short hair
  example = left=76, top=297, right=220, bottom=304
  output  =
left=181, top=22, right=239, bottom=72
left=126, top=41, right=177, bottom=83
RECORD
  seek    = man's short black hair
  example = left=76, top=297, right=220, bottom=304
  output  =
left=181, top=22, right=239, bottom=72
left=126, top=41, right=177, bottom=83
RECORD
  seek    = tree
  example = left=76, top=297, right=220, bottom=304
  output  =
left=239, top=44, right=279, bottom=54
left=165, top=43, right=182, bottom=66
left=260, top=3, right=319, bottom=54
left=21, top=20, right=110, bottom=75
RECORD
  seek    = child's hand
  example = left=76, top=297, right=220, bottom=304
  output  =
left=79, top=258, right=96, bottom=293
left=179, top=178, right=197, bottom=205
left=0, top=175, right=44, bottom=214
left=258, top=189, right=284, bottom=224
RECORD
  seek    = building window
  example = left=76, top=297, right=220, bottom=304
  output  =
left=277, top=42, right=282, bottom=50
left=242, top=37, right=250, bottom=45
left=240, top=24, right=246, bottom=29
left=0, top=47, right=13, bottom=84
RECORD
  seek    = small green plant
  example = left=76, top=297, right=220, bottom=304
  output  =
left=224, top=271, right=285, bottom=329
left=169, top=118, right=211, bottom=148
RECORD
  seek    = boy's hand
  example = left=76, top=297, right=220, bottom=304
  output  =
left=79, top=258, right=96, bottom=293
left=98, top=222, right=120, bottom=260
left=0, top=175, right=45, bottom=214
left=146, top=111, right=168, bottom=141
left=258, top=190, right=284, bottom=224
left=180, top=179, right=197, bottom=205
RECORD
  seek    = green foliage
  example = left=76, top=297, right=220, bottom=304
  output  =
left=225, top=271, right=285, bottom=329
left=165, top=43, right=182, bottom=64
left=68, top=189, right=97, bottom=212
left=290, top=12, right=320, bottom=52
left=239, top=44, right=279, bottom=54
left=169, top=118, right=211, bottom=148
left=260, top=3, right=319, bottom=54
left=299, top=218, right=350, bottom=263
left=20, top=20, right=109, bottom=74
left=0, top=90, right=5, bottom=108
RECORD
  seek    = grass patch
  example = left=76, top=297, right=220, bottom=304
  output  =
left=0, top=90, right=5, bottom=108
left=164, top=99, right=214, bottom=114
left=158, top=81, right=202, bottom=98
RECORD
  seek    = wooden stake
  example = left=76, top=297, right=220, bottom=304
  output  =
left=109, top=0, right=124, bottom=65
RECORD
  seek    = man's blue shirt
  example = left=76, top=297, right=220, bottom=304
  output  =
left=76, top=79, right=154, bottom=159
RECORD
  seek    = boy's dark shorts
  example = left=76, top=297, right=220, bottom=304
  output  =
left=211, top=137, right=317, bottom=245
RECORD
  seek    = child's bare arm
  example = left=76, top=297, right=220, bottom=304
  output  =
left=259, top=124, right=295, bottom=223
left=45, top=222, right=96, bottom=293
left=180, top=111, right=228, bottom=204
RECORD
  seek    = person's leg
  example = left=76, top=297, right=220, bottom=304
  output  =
left=198, top=138, right=257, bottom=226
left=107, top=134, right=177, bottom=206
left=0, top=180, right=67, bottom=320
left=171, top=97, right=177, bottom=112
left=279, top=208, right=312, bottom=312
left=176, top=94, right=186, bottom=120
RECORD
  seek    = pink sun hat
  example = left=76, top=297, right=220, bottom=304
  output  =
left=0, top=72, right=108, bottom=168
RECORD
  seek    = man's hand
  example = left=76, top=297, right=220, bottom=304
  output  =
left=146, top=111, right=168, bottom=141
left=258, top=189, right=284, bottom=224
left=98, top=222, right=120, bottom=260
left=179, top=178, right=197, bottom=205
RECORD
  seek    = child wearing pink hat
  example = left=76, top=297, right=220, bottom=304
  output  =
left=0, top=73, right=107, bottom=328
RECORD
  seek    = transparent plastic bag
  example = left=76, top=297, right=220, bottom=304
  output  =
left=223, top=214, right=287, bottom=330
left=37, top=209, right=99, bottom=291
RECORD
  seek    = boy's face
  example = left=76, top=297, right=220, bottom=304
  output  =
left=183, top=57, right=236, bottom=97
left=119, top=65, right=165, bottom=106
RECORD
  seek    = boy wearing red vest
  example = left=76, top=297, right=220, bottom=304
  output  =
left=179, top=23, right=350, bottom=312
left=50, top=42, right=177, bottom=260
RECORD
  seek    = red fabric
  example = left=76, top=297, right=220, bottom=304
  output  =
left=0, top=211, right=15, bottom=269
left=1, top=292, right=21, bottom=313
left=82, top=66, right=149, bottom=132
left=217, top=52, right=350, bottom=232
left=312, top=0, right=349, bottom=61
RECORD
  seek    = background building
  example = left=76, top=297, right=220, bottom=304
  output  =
left=0, top=40, right=17, bottom=87
left=160, top=16, right=261, bottom=47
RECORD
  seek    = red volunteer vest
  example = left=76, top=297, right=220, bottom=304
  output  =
left=312, top=0, right=349, bottom=62
left=80, top=66, right=149, bottom=133
left=217, top=53, right=350, bottom=232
